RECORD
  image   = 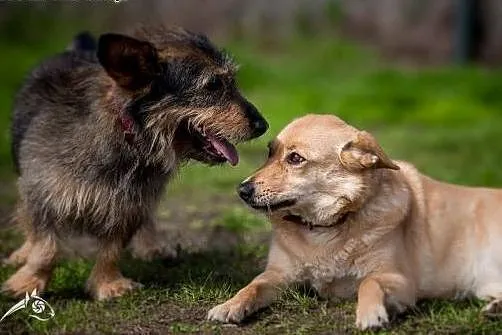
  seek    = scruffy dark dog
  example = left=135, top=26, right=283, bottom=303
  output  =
left=3, top=25, right=268, bottom=300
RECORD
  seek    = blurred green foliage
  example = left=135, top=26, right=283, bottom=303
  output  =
left=1, top=17, right=502, bottom=181
left=0, top=13, right=95, bottom=177
left=2, top=22, right=502, bottom=187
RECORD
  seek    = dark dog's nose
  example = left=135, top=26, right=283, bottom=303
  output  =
left=242, top=99, right=268, bottom=139
left=238, top=181, right=255, bottom=202
left=251, top=118, right=268, bottom=139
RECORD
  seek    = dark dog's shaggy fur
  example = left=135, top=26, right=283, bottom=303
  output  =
left=4, top=25, right=268, bottom=300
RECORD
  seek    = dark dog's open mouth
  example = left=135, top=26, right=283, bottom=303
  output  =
left=175, top=121, right=239, bottom=166
left=250, top=199, right=297, bottom=212
left=192, top=125, right=239, bottom=166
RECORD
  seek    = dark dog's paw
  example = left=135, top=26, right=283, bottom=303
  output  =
left=2, top=267, right=49, bottom=298
left=87, top=277, right=143, bottom=301
left=3, top=242, right=33, bottom=267
left=2, top=254, right=26, bottom=267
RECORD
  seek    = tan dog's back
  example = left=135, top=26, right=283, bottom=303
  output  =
left=400, top=162, right=502, bottom=299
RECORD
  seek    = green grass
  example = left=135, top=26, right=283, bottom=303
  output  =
left=1, top=23, right=502, bottom=334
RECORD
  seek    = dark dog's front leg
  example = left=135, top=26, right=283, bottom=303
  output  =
left=86, top=239, right=142, bottom=300
left=2, top=232, right=58, bottom=297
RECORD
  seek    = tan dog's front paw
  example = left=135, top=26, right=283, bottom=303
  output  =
left=2, top=268, right=49, bottom=298
left=207, top=298, right=255, bottom=323
left=356, top=303, right=389, bottom=330
left=88, top=277, right=143, bottom=301
left=482, top=299, right=502, bottom=318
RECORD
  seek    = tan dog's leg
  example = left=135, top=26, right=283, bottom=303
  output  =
left=207, top=267, right=290, bottom=323
left=483, top=299, right=502, bottom=317
left=2, top=233, right=58, bottom=297
left=86, top=240, right=142, bottom=300
left=477, top=284, right=502, bottom=317
left=130, top=219, right=176, bottom=261
left=356, top=273, right=415, bottom=330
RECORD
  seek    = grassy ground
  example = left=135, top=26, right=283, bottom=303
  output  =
left=2, top=24, right=502, bottom=334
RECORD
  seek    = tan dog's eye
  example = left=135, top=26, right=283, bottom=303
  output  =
left=286, top=152, right=306, bottom=165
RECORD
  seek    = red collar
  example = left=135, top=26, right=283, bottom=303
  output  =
left=106, top=89, right=136, bottom=145
left=117, top=114, right=135, bottom=145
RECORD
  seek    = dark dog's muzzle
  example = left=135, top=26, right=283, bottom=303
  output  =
left=241, top=99, right=268, bottom=139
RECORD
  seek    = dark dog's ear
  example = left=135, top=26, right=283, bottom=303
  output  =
left=339, top=131, right=399, bottom=171
left=97, top=33, right=160, bottom=91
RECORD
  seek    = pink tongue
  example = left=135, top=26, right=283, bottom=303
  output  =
left=208, top=135, right=239, bottom=166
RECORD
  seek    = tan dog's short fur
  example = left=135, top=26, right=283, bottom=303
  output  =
left=208, top=114, right=502, bottom=329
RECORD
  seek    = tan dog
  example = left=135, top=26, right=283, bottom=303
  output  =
left=207, top=114, right=502, bottom=330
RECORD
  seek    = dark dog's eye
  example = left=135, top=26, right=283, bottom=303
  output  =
left=206, top=76, right=223, bottom=91
left=286, top=152, right=306, bottom=165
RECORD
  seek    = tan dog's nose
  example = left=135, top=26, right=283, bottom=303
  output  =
left=238, top=181, right=255, bottom=202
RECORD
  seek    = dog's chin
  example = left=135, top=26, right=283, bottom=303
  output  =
left=298, top=211, right=352, bottom=227
left=248, top=199, right=297, bottom=212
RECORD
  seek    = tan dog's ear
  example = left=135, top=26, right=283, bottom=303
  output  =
left=339, top=131, right=399, bottom=171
